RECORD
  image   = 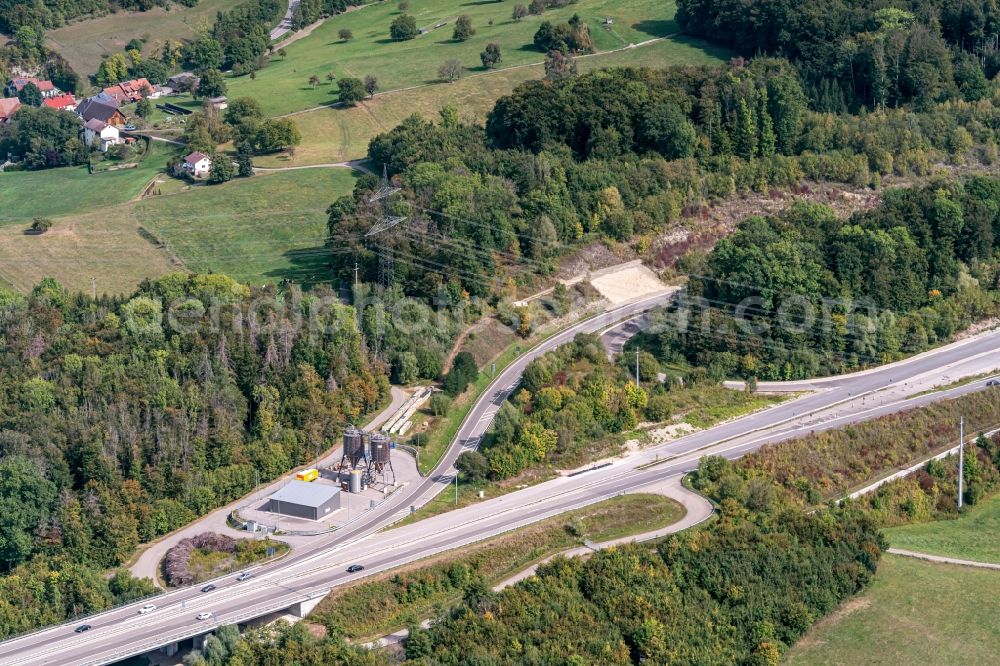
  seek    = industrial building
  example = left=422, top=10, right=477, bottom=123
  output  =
left=267, top=480, right=341, bottom=521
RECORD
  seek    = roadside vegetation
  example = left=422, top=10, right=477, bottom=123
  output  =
left=736, top=388, right=1000, bottom=515
left=312, top=493, right=685, bottom=641
left=162, top=532, right=288, bottom=587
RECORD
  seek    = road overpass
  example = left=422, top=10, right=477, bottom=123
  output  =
left=2, top=295, right=1000, bottom=665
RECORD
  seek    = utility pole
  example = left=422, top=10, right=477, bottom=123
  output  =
left=958, top=416, right=965, bottom=509
left=634, top=348, right=640, bottom=388
left=354, top=261, right=359, bottom=287
left=90, top=277, right=96, bottom=300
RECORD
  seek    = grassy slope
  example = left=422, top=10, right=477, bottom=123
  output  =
left=786, top=555, right=1000, bottom=665
left=45, top=0, right=244, bottom=76
left=885, top=493, right=1000, bottom=563
left=0, top=167, right=358, bottom=294
left=0, top=142, right=172, bottom=227
left=228, top=0, right=724, bottom=116
left=254, top=36, right=730, bottom=167
left=134, top=167, right=359, bottom=285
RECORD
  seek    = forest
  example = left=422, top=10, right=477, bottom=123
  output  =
left=328, top=56, right=999, bottom=379
left=676, top=0, right=1000, bottom=110
left=646, top=178, right=1000, bottom=379
left=0, top=273, right=385, bottom=637
left=333, top=61, right=1000, bottom=299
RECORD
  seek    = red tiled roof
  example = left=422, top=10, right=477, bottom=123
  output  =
left=42, top=94, right=76, bottom=110
left=102, top=78, right=153, bottom=103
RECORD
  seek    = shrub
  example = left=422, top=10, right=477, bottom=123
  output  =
left=29, top=217, right=52, bottom=234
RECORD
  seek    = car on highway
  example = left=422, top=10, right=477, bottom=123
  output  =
left=196, top=612, right=213, bottom=620
left=987, top=379, right=1000, bottom=386
left=346, top=564, right=364, bottom=573
left=235, top=571, right=253, bottom=582
left=201, top=584, right=216, bottom=593
left=74, top=624, right=91, bottom=633
left=138, top=604, right=156, bottom=615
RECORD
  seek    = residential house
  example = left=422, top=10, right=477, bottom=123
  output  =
left=150, top=85, right=171, bottom=99
left=82, top=118, right=122, bottom=152
left=0, top=97, right=20, bottom=124
left=76, top=97, right=127, bottom=128
left=42, top=94, right=77, bottom=112
left=167, top=72, right=200, bottom=92
left=208, top=96, right=228, bottom=111
left=101, top=78, right=153, bottom=105
left=181, top=151, right=212, bottom=178
left=4, top=77, right=59, bottom=99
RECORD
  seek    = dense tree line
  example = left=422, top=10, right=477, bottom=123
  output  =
left=329, top=62, right=999, bottom=312
left=0, top=273, right=385, bottom=637
left=649, top=178, right=1000, bottom=379
left=0, top=106, right=90, bottom=169
left=676, top=0, right=1000, bottom=110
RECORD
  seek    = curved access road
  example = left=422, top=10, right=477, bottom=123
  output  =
left=3, top=301, right=1000, bottom=665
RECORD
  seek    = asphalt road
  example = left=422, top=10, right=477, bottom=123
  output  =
left=3, top=295, right=1000, bottom=665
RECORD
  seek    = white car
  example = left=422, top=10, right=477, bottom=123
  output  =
left=196, top=612, right=213, bottom=621
left=138, top=604, right=156, bottom=615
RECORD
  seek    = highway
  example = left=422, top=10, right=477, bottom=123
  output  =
left=2, top=291, right=1000, bottom=665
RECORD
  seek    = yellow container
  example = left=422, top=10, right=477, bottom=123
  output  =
left=295, top=468, right=319, bottom=482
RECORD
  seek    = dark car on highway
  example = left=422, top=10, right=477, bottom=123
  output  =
left=346, top=564, right=365, bottom=573
left=987, top=379, right=1000, bottom=387
left=201, top=584, right=216, bottom=593
left=74, top=624, right=91, bottom=633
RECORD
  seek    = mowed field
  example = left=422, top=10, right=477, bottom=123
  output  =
left=254, top=36, right=729, bottom=166
left=228, top=0, right=712, bottom=116
left=885, top=492, right=1000, bottom=563
left=45, top=0, right=244, bottom=76
left=786, top=555, right=1000, bottom=665
left=0, top=142, right=174, bottom=226
left=0, top=168, right=358, bottom=294
left=136, top=168, right=358, bottom=285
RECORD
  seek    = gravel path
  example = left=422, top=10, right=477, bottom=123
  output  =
left=886, top=548, right=1000, bottom=570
